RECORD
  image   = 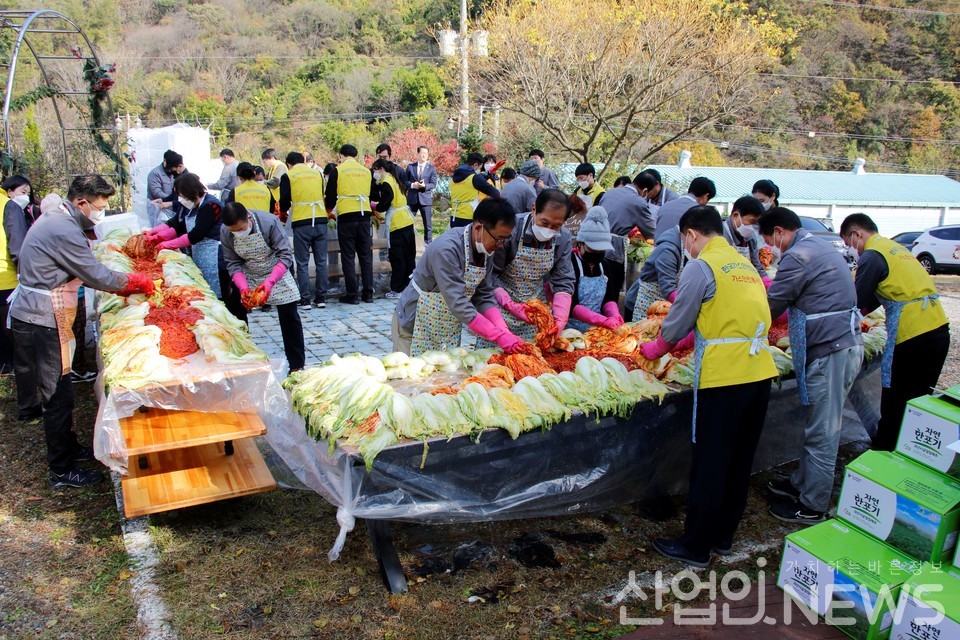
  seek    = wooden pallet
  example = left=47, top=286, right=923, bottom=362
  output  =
left=121, top=408, right=266, bottom=456
left=121, top=439, right=275, bottom=518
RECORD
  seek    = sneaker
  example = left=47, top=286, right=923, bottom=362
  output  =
left=73, top=445, right=95, bottom=462
left=384, top=291, right=401, bottom=300
left=712, top=544, right=733, bottom=557
left=769, top=499, right=826, bottom=525
left=651, top=537, right=710, bottom=569
left=19, top=407, right=42, bottom=421
left=768, top=477, right=801, bottom=501
left=49, top=467, right=104, bottom=488
left=339, top=295, right=360, bottom=305
left=313, top=296, right=326, bottom=309
left=298, top=298, right=311, bottom=308
left=361, top=293, right=374, bottom=303
left=70, top=370, right=98, bottom=383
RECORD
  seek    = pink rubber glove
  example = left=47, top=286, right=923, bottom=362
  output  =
left=552, top=292, right=572, bottom=332
left=601, top=301, right=624, bottom=328
left=667, top=290, right=677, bottom=303
left=761, top=276, right=773, bottom=290
left=493, top=287, right=512, bottom=308
left=263, top=262, right=288, bottom=295
left=467, top=313, right=525, bottom=353
left=493, top=288, right=530, bottom=323
left=482, top=307, right=510, bottom=331
left=145, top=224, right=177, bottom=243
left=640, top=335, right=673, bottom=360
left=672, top=331, right=695, bottom=353
left=571, top=305, right=609, bottom=327
left=231, top=272, right=250, bottom=295
left=156, top=234, right=191, bottom=251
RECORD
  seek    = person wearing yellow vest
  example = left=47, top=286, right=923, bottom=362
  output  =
left=226, top=162, right=274, bottom=213
left=449, top=153, right=500, bottom=229
left=0, top=176, right=32, bottom=376
left=324, top=144, right=376, bottom=304
left=371, top=159, right=416, bottom=299
left=640, top=205, right=777, bottom=568
left=279, top=152, right=329, bottom=308
left=840, top=213, right=950, bottom=451
left=261, top=148, right=287, bottom=206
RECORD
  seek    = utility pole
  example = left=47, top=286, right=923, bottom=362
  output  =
left=459, top=0, right=469, bottom=128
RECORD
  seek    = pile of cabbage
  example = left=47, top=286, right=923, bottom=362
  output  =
left=95, top=227, right=267, bottom=390
left=284, top=350, right=670, bottom=470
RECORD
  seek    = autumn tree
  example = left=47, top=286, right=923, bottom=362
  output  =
left=471, top=0, right=775, bottom=175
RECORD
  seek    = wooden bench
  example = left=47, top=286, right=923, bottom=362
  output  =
left=326, top=237, right=392, bottom=279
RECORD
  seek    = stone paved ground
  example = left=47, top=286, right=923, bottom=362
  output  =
left=247, top=298, right=397, bottom=365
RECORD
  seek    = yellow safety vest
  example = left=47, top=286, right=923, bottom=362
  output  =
left=233, top=180, right=271, bottom=212
left=478, top=176, right=499, bottom=202
left=288, top=164, right=326, bottom=224
left=450, top=174, right=480, bottom=221
left=0, top=192, right=17, bottom=289
left=380, top=173, right=414, bottom=231
left=867, top=235, right=948, bottom=344
left=267, top=162, right=286, bottom=202
left=336, top=158, right=372, bottom=215
left=696, top=236, right=777, bottom=389
left=576, top=185, right=605, bottom=208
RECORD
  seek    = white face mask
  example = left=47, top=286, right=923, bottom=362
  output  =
left=761, top=201, right=773, bottom=212
left=12, top=194, right=30, bottom=208
left=178, top=196, right=195, bottom=210
left=475, top=240, right=492, bottom=256
left=88, top=204, right=106, bottom=226
left=484, top=162, right=496, bottom=173
left=577, top=180, right=590, bottom=190
left=373, top=171, right=383, bottom=183
left=682, top=232, right=695, bottom=261
left=531, top=223, right=557, bottom=243
left=734, top=214, right=758, bottom=239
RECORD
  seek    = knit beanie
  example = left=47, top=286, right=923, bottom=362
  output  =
left=576, top=206, right=614, bottom=251
left=518, top=161, right=541, bottom=179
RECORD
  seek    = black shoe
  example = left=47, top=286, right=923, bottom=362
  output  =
left=712, top=544, right=733, bottom=556
left=261, top=304, right=272, bottom=312
left=49, top=467, right=104, bottom=488
left=361, top=293, right=374, bottom=303
left=652, top=537, right=710, bottom=568
left=769, top=499, right=826, bottom=525
left=0, top=364, right=13, bottom=377
left=768, top=478, right=801, bottom=501
left=70, top=370, right=98, bottom=383
left=313, top=296, right=326, bottom=309
left=19, top=407, right=42, bottom=421
left=339, top=295, right=360, bottom=305
left=73, top=445, right=95, bottom=462
left=298, top=298, right=311, bottom=308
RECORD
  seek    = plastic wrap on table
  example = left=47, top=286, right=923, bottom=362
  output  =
left=267, top=358, right=882, bottom=561
left=94, top=355, right=291, bottom=474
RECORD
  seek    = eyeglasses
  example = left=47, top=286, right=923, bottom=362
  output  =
left=482, top=224, right=510, bottom=247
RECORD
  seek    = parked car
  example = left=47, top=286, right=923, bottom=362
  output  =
left=798, top=216, right=856, bottom=265
left=891, top=231, right=923, bottom=248
left=911, top=225, right=960, bottom=274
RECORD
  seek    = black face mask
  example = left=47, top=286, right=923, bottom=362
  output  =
left=582, top=251, right=605, bottom=265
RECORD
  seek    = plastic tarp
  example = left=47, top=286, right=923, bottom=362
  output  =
left=266, top=361, right=881, bottom=561
left=93, top=357, right=291, bottom=475
left=126, top=124, right=216, bottom=225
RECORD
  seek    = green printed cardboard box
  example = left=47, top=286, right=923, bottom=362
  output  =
left=890, top=563, right=960, bottom=640
left=895, top=395, right=960, bottom=480
left=837, top=451, right=960, bottom=564
left=778, top=520, right=921, bottom=640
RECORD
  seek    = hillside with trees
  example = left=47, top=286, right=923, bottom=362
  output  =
left=1, top=0, right=958, bottom=186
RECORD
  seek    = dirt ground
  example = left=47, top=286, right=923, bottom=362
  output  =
left=1, top=279, right=957, bottom=639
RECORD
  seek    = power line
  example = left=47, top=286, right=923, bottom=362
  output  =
left=761, top=72, right=959, bottom=85
left=796, top=0, right=960, bottom=16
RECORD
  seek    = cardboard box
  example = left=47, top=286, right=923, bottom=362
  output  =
left=890, top=563, right=960, bottom=640
left=895, top=395, right=960, bottom=480
left=778, top=520, right=921, bottom=640
left=838, top=451, right=960, bottom=564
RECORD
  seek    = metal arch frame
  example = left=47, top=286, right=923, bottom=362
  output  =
left=0, top=9, right=124, bottom=206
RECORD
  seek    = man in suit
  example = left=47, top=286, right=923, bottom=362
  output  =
left=405, top=146, right=437, bottom=244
